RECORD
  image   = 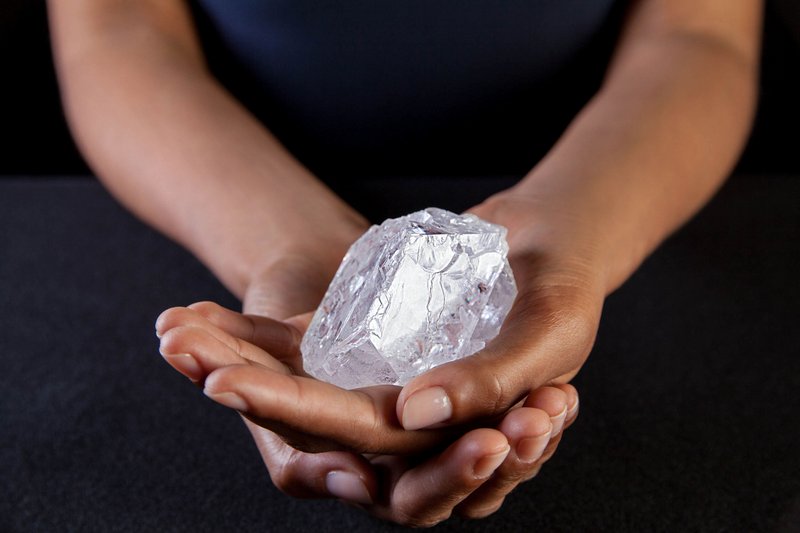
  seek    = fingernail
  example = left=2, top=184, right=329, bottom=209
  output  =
left=567, top=397, right=580, bottom=420
left=204, top=390, right=248, bottom=411
left=326, top=471, right=372, bottom=505
left=551, top=406, right=568, bottom=436
left=473, top=445, right=511, bottom=479
left=163, top=352, right=202, bottom=381
left=401, top=387, right=452, bottom=430
left=516, top=434, right=550, bottom=464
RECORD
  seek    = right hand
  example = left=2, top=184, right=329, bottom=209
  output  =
left=157, top=252, right=580, bottom=526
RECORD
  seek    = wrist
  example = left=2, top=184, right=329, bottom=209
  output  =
left=194, top=204, right=368, bottom=301
left=241, top=210, right=368, bottom=297
left=470, top=190, right=627, bottom=298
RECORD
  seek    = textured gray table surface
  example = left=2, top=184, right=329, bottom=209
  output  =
left=1, top=176, right=798, bottom=532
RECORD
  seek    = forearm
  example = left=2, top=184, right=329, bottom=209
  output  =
left=501, top=1, right=761, bottom=294
left=48, top=1, right=366, bottom=297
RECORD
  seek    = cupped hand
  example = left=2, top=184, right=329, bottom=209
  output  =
left=157, top=302, right=579, bottom=524
left=156, top=246, right=581, bottom=525
left=394, top=192, right=605, bottom=433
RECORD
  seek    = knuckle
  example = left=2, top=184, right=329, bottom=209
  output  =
left=487, top=372, right=508, bottom=414
left=267, top=451, right=307, bottom=497
left=352, top=397, right=384, bottom=454
left=473, top=368, right=507, bottom=416
left=243, top=314, right=260, bottom=343
left=560, top=307, right=598, bottom=356
left=230, top=335, right=247, bottom=360
left=526, top=284, right=599, bottom=362
left=450, top=359, right=514, bottom=418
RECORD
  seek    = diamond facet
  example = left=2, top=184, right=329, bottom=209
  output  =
left=301, top=208, right=517, bottom=389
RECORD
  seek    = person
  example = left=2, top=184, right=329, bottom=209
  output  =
left=48, top=0, right=762, bottom=526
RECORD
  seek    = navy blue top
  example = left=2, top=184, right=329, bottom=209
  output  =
left=190, top=1, right=623, bottom=177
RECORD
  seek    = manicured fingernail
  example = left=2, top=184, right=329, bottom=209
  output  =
left=163, top=352, right=202, bottom=381
left=516, top=434, right=550, bottom=464
left=401, top=387, right=452, bottom=430
left=473, top=445, right=511, bottom=479
left=567, top=397, right=580, bottom=419
left=551, top=406, right=568, bottom=436
left=204, top=390, right=248, bottom=411
left=326, top=471, right=372, bottom=505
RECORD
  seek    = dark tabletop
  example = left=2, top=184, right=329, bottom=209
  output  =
left=1, top=176, right=798, bottom=532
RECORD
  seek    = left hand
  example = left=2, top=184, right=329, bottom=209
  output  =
left=394, top=191, right=605, bottom=432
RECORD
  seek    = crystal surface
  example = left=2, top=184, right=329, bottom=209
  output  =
left=301, top=208, right=517, bottom=389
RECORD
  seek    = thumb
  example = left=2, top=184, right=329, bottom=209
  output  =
left=396, top=283, right=601, bottom=430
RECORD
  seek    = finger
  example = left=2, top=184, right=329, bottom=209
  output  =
left=537, top=431, right=564, bottom=466
left=455, top=385, right=579, bottom=517
left=518, top=386, right=572, bottom=472
left=156, top=305, right=231, bottom=338
left=156, top=306, right=238, bottom=345
left=202, top=364, right=448, bottom=454
left=159, top=323, right=289, bottom=382
left=555, top=383, right=580, bottom=430
left=396, top=283, right=600, bottom=430
left=244, top=421, right=375, bottom=505
left=369, top=429, right=510, bottom=527
left=158, top=305, right=307, bottom=379
left=186, top=301, right=302, bottom=360
left=525, top=386, right=569, bottom=435
left=455, top=406, right=552, bottom=518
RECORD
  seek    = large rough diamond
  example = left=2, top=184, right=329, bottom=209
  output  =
left=301, top=208, right=517, bottom=389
